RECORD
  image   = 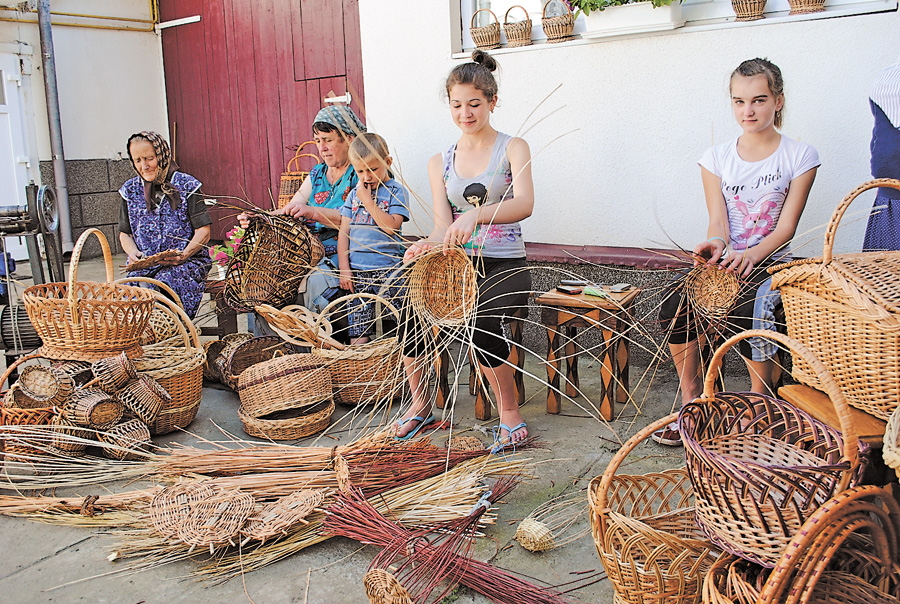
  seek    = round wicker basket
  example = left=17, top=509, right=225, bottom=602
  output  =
left=99, top=419, right=151, bottom=461
left=363, top=569, right=413, bottom=604
left=238, top=400, right=334, bottom=441
left=503, top=5, right=532, bottom=47
left=221, top=336, right=292, bottom=391
left=50, top=415, right=92, bottom=455
left=470, top=8, right=501, bottom=50
left=238, top=353, right=331, bottom=418
left=542, top=2, right=575, bottom=43
left=23, top=229, right=154, bottom=361
left=117, top=374, right=171, bottom=425
left=63, top=388, right=123, bottom=430
left=407, top=247, right=477, bottom=328
left=685, top=265, right=740, bottom=322
left=91, top=351, right=139, bottom=394
left=16, top=365, right=74, bottom=409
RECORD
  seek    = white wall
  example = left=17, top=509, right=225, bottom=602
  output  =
left=0, top=0, right=166, bottom=161
left=358, top=0, right=900, bottom=256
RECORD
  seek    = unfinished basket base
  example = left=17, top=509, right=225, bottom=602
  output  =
left=39, top=342, right=144, bottom=362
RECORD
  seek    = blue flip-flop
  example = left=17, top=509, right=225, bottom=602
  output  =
left=489, top=421, right=527, bottom=454
left=394, top=414, right=435, bottom=441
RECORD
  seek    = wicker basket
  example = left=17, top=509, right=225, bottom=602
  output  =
left=0, top=405, right=55, bottom=462
left=238, top=353, right=332, bottom=417
left=91, top=351, right=139, bottom=394
left=590, top=413, right=720, bottom=604
left=770, top=179, right=900, bottom=421
left=238, top=399, right=334, bottom=441
left=223, top=214, right=324, bottom=312
left=363, top=569, right=413, bottom=604
left=23, top=228, right=154, bottom=361
left=50, top=415, right=92, bottom=456
left=175, top=487, right=255, bottom=554
left=503, top=5, right=532, bottom=47
left=99, top=419, right=151, bottom=460
left=542, top=2, right=575, bottom=43
left=117, top=374, right=171, bottom=425
left=788, top=0, right=824, bottom=14
left=207, top=332, right=253, bottom=383
left=705, top=485, right=900, bottom=604
left=14, top=364, right=74, bottom=409
left=278, top=143, right=320, bottom=210
left=732, top=0, right=766, bottom=20
left=141, top=304, right=180, bottom=346
left=240, top=490, right=325, bottom=544
left=64, top=388, right=123, bottom=430
left=685, top=265, right=740, bottom=322
left=681, top=329, right=865, bottom=568
left=220, top=336, right=292, bottom=391
left=51, top=360, right=93, bottom=387
left=470, top=8, right=501, bottom=50
left=149, top=482, right=218, bottom=539
left=123, top=249, right=181, bottom=273
left=407, top=247, right=477, bottom=328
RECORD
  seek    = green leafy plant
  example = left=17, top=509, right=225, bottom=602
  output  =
left=565, top=0, right=677, bottom=16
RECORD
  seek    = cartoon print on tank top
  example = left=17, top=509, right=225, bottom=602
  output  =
left=731, top=190, right=783, bottom=249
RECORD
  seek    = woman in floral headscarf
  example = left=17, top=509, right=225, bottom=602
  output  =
left=118, top=131, right=212, bottom=318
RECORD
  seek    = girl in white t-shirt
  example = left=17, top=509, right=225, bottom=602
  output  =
left=655, top=58, right=820, bottom=446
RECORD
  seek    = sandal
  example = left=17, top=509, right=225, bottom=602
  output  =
left=394, top=414, right=435, bottom=441
left=489, top=421, right=527, bottom=454
left=651, top=421, right=682, bottom=447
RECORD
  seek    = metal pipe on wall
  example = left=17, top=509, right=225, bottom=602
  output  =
left=36, top=0, right=73, bottom=254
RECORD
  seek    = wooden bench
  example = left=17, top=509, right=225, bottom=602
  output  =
left=778, top=383, right=890, bottom=484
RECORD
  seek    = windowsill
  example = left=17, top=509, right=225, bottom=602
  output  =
left=453, top=0, right=896, bottom=57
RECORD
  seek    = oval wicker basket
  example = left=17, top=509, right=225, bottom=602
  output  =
left=470, top=8, right=501, bottom=50
left=223, top=214, right=324, bottom=312
left=149, top=482, right=218, bottom=539
left=769, top=179, right=900, bottom=421
left=63, top=388, right=123, bottom=430
left=240, top=490, right=325, bottom=544
left=541, top=2, right=575, bottom=43
left=363, top=569, right=413, bottom=604
left=23, top=228, right=154, bottom=361
left=91, top=351, right=139, bottom=394
left=117, top=374, right=171, bottom=425
left=238, top=400, right=334, bottom=441
left=238, top=353, right=331, bottom=417
left=681, top=329, right=865, bottom=568
left=278, top=143, right=321, bottom=209
left=503, top=5, right=532, bottom=47
left=407, top=247, right=477, bottom=328
left=221, top=336, right=292, bottom=391
left=99, top=419, right=151, bottom=461
left=590, top=413, right=720, bottom=604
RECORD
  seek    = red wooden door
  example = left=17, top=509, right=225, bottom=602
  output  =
left=158, top=0, right=365, bottom=239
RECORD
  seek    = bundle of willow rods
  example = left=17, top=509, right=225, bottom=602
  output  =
left=325, top=483, right=579, bottom=604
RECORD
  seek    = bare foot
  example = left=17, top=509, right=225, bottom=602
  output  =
left=394, top=405, right=433, bottom=439
left=496, top=409, right=528, bottom=445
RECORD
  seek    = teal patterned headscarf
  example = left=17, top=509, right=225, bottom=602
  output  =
left=313, top=106, right=366, bottom=137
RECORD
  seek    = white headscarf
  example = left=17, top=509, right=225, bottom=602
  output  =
left=871, top=57, right=900, bottom=129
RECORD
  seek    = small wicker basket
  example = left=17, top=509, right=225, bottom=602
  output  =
left=91, top=351, right=139, bottom=394
left=788, top=0, right=824, bottom=14
left=503, top=6, right=532, bottom=48
left=681, top=330, right=866, bottom=568
left=407, top=247, right=477, bottom=328
left=64, top=388, right=124, bottom=430
left=117, top=374, right=171, bottom=425
left=50, top=415, right=92, bottom=456
left=685, top=265, right=740, bottom=322
left=175, top=487, right=255, bottom=553
left=240, top=490, right=325, bottom=545
left=99, top=419, right=151, bottom=461
left=0, top=405, right=55, bottom=462
left=470, top=8, right=501, bottom=50
left=590, top=413, right=720, bottom=604
left=15, top=364, right=74, bottom=409
left=732, top=0, right=766, bottom=20
left=277, top=142, right=320, bottom=210
left=542, top=2, right=575, bottom=43
left=238, top=353, right=332, bottom=418
left=363, top=569, right=413, bottom=604
left=207, top=332, right=253, bottom=383
left=149, top=482, right=218, bottom=539
left=238, top=400, right=334, bottom=441
left=769, top=179, right=900, bottom=421
left=220, top=336, right=292, bottom=391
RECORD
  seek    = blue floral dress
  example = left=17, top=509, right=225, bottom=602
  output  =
left=119, top=172, right=211, bottom=318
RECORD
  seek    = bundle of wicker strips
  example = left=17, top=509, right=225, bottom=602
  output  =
left=224, top=213, right=324, bottom=312
left=23, top=229, right=154, bottom=361
left=769, top=178, right=900, bottom=421
left=702, top=484, right=900, bottom=604
left=681, top=329, right=866, bottom=568
left=310, top=293, right=404, bottom=406
left=590, top=413, right=721, bottom=604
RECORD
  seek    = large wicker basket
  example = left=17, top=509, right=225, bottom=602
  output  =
left=238, top=353, right=332, bottom=417
left=310, top=294, right=403, bottom=405
left=590, top=413, right=720, bottom=604
left=131, top=300, right=204, bottom=435
left=23, top=228, right=155, bottom=361
left=681, top=329, right=865, bottom=568
left=407, top=247, right=477, bottom=328
left=769, top=179, right=900, bottom=421
left=277, top=143, right=320, bottom=210
left=223, top=214, right=324, bottom=312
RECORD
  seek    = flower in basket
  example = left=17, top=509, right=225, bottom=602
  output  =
left=209, top=225, right=245, bottom=267
left=566, top=0, right=677, bottom=15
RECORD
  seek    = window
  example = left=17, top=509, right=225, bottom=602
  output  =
left=0, top=70, right=5, bottom=106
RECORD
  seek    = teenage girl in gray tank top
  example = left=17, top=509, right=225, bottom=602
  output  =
left=394, top=50, right=534, bottom=452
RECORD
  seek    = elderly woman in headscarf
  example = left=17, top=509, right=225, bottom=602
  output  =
left=118, top=131, right=212, bottom=318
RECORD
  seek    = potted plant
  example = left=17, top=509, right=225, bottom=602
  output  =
left=567, top=0, right=685, bottom=37
left=208, top=225, right=244, bottom=280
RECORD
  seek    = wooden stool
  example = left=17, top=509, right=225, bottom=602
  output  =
left=201, top=279, right=239, bottom=338
left=536, top=287, right=640, bottom=421
left=434, top=307, right=527, bottom=421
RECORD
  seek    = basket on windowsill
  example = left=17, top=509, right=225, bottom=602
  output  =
left=470, top=8, right=501, bottom=50
left=503, top=5, right=532, bottom=48
left=541, top=2, right=575, bottom=43
left=788, top=0, right=824, bottom=14
left=732, top=0, right=766, bottom=20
